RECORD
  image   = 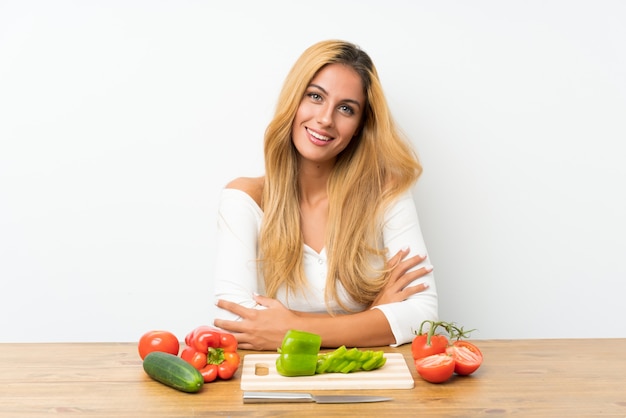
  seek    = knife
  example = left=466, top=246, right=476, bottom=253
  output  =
left=242, top=391, right=392, bottom=404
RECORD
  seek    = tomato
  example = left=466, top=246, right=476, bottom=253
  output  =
left=415, top=353, right=455, bottom=383
left=411, top=334, right=449, bottom=361
left=138, top=330, right=180, bottom=360
left=446, top=340, right=483, bottom=376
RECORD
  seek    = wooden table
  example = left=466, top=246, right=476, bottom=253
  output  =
left=1, top=339, right=625, bottom=417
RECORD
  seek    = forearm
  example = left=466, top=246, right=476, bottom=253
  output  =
left=292, top=308, right=395, bottom=348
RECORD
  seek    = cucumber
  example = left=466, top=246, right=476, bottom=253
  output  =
left=143, top=351, right=204, bottom=393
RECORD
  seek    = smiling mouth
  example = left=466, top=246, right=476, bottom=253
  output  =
left=306, top=128, right=333, bottom=142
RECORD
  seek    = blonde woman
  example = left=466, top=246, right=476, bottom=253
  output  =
left=213, top=40, right=437, bottom=350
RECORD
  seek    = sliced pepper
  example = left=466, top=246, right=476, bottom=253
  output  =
left=316, top=346, right=387, bottom=373
left=180, top=325, right=240, bottom=382
left=275, top=330, right=387, bottom=377
left=275, top=330, right=322, bottom=377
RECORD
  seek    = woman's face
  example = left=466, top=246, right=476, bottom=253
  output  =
left=291, top=63, right=365, bottom=166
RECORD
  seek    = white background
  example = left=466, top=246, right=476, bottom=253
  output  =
left=1, top=0, right=625, bottom=343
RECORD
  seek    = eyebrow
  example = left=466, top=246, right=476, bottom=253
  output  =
left=308, top=83, right=363, bottom=109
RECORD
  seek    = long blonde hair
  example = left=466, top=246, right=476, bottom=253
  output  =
left=260, top=40, right=422, bottom=311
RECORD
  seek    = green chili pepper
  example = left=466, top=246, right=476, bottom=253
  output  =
left=275, top=330, right=322, bottom=377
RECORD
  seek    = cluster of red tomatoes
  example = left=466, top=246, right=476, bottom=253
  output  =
left=411, top=320, right=483, bottom=383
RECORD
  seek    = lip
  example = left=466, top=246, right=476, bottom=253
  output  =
left=306, top=127, right=334, bottom=145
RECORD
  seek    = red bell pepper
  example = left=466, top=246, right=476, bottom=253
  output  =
left=180, top=326, right=240, bottom=382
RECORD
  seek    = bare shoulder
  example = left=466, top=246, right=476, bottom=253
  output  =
left=225, top=176, right=264, bottom=207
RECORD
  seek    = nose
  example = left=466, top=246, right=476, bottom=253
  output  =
left=316, top=103, right=334, bottom=127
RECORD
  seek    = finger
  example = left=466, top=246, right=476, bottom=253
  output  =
left=389, top=264, right=433, bottom=291
left=400, top=253, right=428, bottom=271
left=216, top=299, right=254, bottom=318
left=385, top=250, right=418, bottom=282
left=213, top=318, right=245, bottom=334
left=235, top=341, right=255, bottom=350
left=401, top=281, right=430, bottom=298
left=253, top=293, right=277, bottom=308
left=386, top=247, right=410, bottom=268
left=392, top=254, right=428, bottom=279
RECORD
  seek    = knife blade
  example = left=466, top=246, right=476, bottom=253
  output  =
left=242, top=391, right=392, bottom=404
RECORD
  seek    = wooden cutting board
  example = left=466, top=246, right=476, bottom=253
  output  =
left=239, top=353, right=414, bottom=390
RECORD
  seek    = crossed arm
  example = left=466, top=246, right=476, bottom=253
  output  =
left=214, top=249, right=433, bottom=350
left=211, top=189, right=437, bottom=350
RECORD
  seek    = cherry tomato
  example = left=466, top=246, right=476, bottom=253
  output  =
left=446, top=340, right=483, bottom=376
left=411, top=334, right=449, bottom=361
left=415, top=353, right=455, bottom=383
left=138, top=330, right=180, bottom=360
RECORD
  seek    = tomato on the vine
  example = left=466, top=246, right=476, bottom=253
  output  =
left=415, top=353, right=455, bottom=383
left=412, top=320, right=482, bottom=383
left=411, top=320, right=453, bottom=361
left=446, top=340, right=483, bottom=376
left=138, top=330, right=180, bottom=360
left=411, top=333, right=449, bottom=361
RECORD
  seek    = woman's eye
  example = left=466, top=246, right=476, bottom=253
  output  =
left=339, top=105, right=354, bottom=115
left=307, top=93, right=322, bottom=101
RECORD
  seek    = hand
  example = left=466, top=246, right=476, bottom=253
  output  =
left=369, top=247, right=432, bottom=308
left=213, top=295, right=299, bottom=351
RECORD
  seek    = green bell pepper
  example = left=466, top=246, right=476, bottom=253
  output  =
left=275, top=330, right=388, bottom=377
left=275, top=330, right=322, bottom=377
left=316, top=345, right=387, bottom=373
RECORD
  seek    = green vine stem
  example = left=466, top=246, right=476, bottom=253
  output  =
left=416, top=320, right=476, bottom=345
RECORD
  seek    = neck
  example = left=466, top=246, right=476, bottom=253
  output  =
left=298, top=159, right=333, bottom=206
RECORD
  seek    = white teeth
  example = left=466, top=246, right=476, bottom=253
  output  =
left=307, top=128, right=331, bottom=141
